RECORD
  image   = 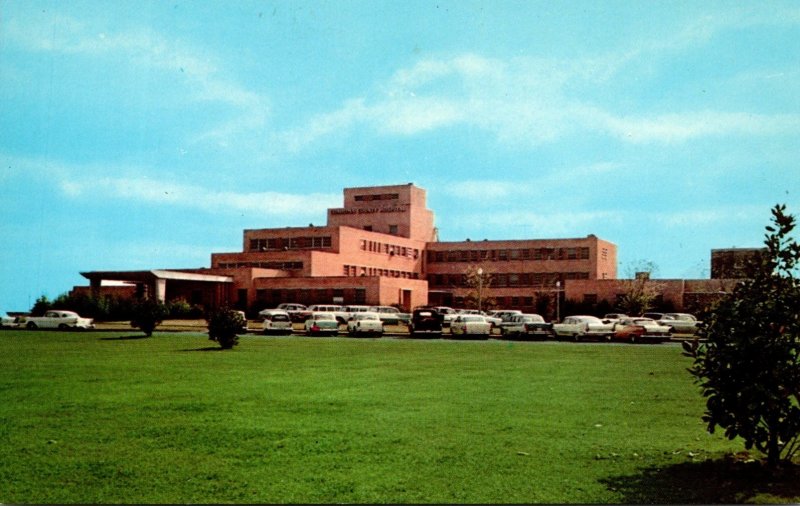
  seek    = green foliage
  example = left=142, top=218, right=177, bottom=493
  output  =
left=166, top=298, right=204, bottom=319
left=684, top=204, right=800, bottom=468
left=130, top=299, right=170, bottom=337
left=206, top=307, right=244, bottom=349
left=30, top=295, right=52, bottom=316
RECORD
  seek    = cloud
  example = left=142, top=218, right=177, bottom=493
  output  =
left=4, top=10, right=269, bottom=148
left=64, top=176, right=339, bottom=218
left=275, top=7, right=800, bottom=152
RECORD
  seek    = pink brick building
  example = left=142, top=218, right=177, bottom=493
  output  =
left=77, top=183, right=750, bottom=318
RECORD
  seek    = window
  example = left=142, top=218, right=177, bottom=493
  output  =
left=389, top=225, right=398, bottom=235
left=363, top=225, right=373, bottom=232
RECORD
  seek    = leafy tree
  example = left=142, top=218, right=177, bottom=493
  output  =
left=683, top=204, right=800, bottom=469
left=207, top=307, right=244, bottom=349
left=30, top=295, right=52, bottom=316
left=617, top=260, right=665, bottom=316
left=130, top=298, right=169, bottom=337
left=461, top=265, right=495, bottom=311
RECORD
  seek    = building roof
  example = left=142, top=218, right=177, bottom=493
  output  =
left=81, top=270, right=233, bottom=283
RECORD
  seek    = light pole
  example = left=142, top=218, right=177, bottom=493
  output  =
left=555, top=280, right=561, bottom=322
left=477, top=267, right=483, bottom=313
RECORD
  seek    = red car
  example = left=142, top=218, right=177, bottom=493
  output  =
left=612, top=317, right=671, bottom=344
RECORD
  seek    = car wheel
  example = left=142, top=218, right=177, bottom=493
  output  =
left=58, top=323, right=69, bottom=330
left=27, top=322, right=37, bottom=330
left=630, top=335, right=637, bottom=344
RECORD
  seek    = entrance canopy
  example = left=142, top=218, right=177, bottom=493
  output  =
left=81, top=270, right=233, bottom=304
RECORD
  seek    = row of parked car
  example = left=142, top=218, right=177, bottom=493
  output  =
left=258, top=303, right=701, bottom=342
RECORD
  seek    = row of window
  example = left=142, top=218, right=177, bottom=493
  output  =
left=428, top=271, right=590, bottom=288
left=249, top=236, right=332, bottom=252
left=342, top=265, right=421, bottom=279
left=360, top=239, right=420, bottom=259
left=217, top=261, right=304, bottom=270
left=426, top=247, right=591, bottom=263
left=255, top=287, right=367, bottom=306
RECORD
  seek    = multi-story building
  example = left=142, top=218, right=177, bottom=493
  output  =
left=79, top=183, right=618, bottom=314
left=78, top=182, right=742, bottom=317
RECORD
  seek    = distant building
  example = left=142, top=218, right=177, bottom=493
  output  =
left=710, top=248, right=765, bottom=279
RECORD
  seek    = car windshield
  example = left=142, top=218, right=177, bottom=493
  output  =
left=523, top=315, right=545, bottom=322
left=461, top=316, right=484, bottom=322
left=357, top=314, right=379, bottom=321
left=271, top=314, right=290, bottom=322
left=314, top=313, right=335, bottom=321
left=632, top=318, right=654, bottom=324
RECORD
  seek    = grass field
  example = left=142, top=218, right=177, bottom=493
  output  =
left=1, top=330, right=798, bottom=504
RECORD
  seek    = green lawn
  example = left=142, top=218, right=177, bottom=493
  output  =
left=1, top=331, right=797, bottom=504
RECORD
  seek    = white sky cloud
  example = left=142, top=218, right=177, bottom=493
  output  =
left=65, top=176, right=339, bottom=218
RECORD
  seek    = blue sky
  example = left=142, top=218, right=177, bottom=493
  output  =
left=2, top=1, right=799, bottom=311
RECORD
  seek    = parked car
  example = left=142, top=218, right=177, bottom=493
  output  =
left=19, top=310, right=95, bottom=330
left=260, top=309, right=293, bottom=335
left=346, top=312, right=384, bottom=337
left=500, top=314, right=554, bottom=340
left=343, top=305, right=372, bottom=320
left=553, top=315, right=614, bottom=341
left=368, top=306, right=411, bottom=325
left=431, top=306, right=459, bottom=326
left=603, top=313, right=630, bottom=323
left=449, top=315, right=492, bottom=338
left=487, top=310, right=523, bottom=326
left=659, top=313, right=701, bottom=334
left=304, top=312, right=340, bottom=336
left=1, top=311, right=19, bottom=328
left=612, top=317, right=672, bottom=343
left=306, top=304, right=350, bottom=324
left=276, top=303, right=312, bottom=323
left=234, top=310, right=248, bottom=333
left=408, top=307, right=444, bottom=338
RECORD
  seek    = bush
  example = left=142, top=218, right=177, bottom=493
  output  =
left=207, top=308, right=244, bottom=350
left=130, top=299, right=170, bottom=337
left=684, top=204, right=800, bottom=468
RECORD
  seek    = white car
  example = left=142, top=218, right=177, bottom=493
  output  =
left=346, top=312, right=384, bottom=337
left=449, top=315, right=492, bottom=338
left=553, top=315, right=614, bottom=341
left=659, top=313, right=701, bottom=334
left=368, top=306, right=411, bottom=325
left=259, top=309, right=293, bottom=335
left=19, top=310, right=95, bottom=330
left=500, top=314, right=553, bottom=339
left=432, top=306, right=459, bottom=326
left=304, top=312, right=340, bottom=336
left=1, top=311, right=19, bottom=328
left=306, top=304, right=350, bottom=324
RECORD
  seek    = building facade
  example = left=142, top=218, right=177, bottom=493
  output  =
left=80, top=182, right=749, bottom=317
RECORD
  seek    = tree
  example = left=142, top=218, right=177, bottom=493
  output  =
left=30, top=295, right=52, bottom=316
left=617, top=260, right=665, bottom=316
left=461, top=265, right=495, bottom=311
left=130, top=298, right=169, bottom=337
left=683, top=204, right=800, bottom=469
left=207, top=307, right=244, bottom=350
